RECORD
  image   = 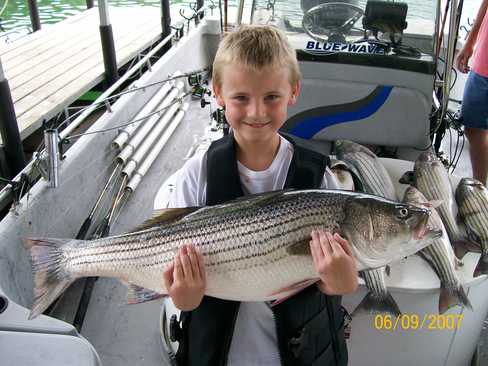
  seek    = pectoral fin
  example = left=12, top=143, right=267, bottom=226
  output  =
left=127, top=284, right=165, bottom=304
left=269, top=278, right=319, bottom=306
left=286, top=239, right=312, bottom=256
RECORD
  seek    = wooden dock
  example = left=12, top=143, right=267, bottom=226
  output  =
left=0, top=6, right=162, bottom=142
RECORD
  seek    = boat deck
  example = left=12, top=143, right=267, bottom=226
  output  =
left=0, top=6, right=162, bottom=144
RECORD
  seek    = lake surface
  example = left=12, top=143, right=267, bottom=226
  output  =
left=0, top=0, right=482, bottom=32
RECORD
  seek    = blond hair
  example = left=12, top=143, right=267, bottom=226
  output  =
left=212, top=25, right=301, bottom=87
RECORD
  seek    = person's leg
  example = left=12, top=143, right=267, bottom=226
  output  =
left=464, top=127, right=488, bottom=184
left=461, top=71, right=488, bottom=184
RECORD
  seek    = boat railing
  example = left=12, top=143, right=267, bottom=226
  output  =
left=0, top=29, right=176, bottom=213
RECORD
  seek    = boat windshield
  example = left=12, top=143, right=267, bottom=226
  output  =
left=252, top=0, right=437, bottom=59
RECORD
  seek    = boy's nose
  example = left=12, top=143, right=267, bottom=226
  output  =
left=248, top=100, right=267, bottom=120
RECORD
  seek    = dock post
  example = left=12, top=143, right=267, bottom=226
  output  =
left=27, top=0, right=41, bottom=32
left=98, top=0, right=119, bottom=86
left=196, top=0, right=204, bottom=23
left=86, top=0, right=94, bottom=9
left=0, top=58, right=26, bottom=177
left=161, top=0, right=171, bottom=38
left=160, top=0, right=172, bottom=52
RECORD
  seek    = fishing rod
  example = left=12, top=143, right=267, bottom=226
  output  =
left=111, top=104, right=190, bottom=227
left=95, top=173, right=128, bottom=238
left=111, top=78, right=174, bottom=149
left=75, top=162, right=123, bottom=240
left=115, top=83, right=184, bottom=163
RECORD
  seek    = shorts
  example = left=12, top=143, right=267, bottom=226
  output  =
left=461, top=71, right=488, bottom=130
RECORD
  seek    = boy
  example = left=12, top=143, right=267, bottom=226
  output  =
left=163, top=25, right=358, bottom=366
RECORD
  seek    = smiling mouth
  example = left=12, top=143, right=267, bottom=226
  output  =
left=243, top=122, right=271, bottom=128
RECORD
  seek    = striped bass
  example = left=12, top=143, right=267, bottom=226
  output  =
left=335, top=139, right=397, bottom=200
left=334, top=139, right=401, bottom=316
left=456, top=178, right=488, bottom=277
left=25, top=189, right=441, bottom=319
left=403, top=186, right=472, bottom=313
left=413, top=150, right=464, bottom=244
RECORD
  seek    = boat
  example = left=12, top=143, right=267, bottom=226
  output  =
left=0, top=1, right=485, bottom=365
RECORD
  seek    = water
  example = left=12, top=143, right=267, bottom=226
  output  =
left=0, top=0, right=196, bottom=32
left=0, top=0, right=482, bottom=33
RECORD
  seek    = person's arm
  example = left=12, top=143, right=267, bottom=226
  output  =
left=313, top=168, right=358, bottom=295
left=310, top=230, right=358, bottom=295
left=162, top=153, right=207, bottom=310
left=457, top=0, right=488, bottom=73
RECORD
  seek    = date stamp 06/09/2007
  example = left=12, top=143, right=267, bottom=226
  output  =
left=373, top=314, right=464, bottom=332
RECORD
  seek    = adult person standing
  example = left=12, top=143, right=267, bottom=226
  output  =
left=456, top=0, right=488, bottom=185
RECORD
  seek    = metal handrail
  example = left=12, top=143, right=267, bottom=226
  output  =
left=0, top=30, right=176, bottom=211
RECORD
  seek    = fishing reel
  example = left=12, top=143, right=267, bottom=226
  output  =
left=212, top=108, right=230, bottom=135
left=188, top=73, right=211, bottom=107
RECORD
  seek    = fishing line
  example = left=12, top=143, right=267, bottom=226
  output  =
left=64, top=91, right=192, bottom=141
left=56, top=69, right=208, bottom=131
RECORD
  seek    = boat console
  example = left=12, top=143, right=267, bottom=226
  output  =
left=254, top=0, right=437, bottom=158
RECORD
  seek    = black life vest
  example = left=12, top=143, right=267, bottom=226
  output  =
left=174, top=133, right=348, bottom=366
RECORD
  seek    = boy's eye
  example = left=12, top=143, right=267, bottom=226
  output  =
left=265, top=95, right=280, bottom=101
left=233, top=96, right=248, bottom=102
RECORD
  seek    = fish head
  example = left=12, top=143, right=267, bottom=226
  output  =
left=417, top=150, right=438, bottom=164
left=342, top=196, right=442, bottom=268
left=456, top=178, right=478, bottom=201
left=402, top=186, right=446, bottom=236
left=459, top=177, right=484, bottom=189
left=334, top=139, right=376, bottom=158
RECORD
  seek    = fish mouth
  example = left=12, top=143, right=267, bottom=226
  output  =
left=409, top=207, right=439, bottom=240
left=416, top=227, right=443, bottom=240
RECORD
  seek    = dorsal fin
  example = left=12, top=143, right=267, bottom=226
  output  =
left=130, top=207, right=199, bottom=232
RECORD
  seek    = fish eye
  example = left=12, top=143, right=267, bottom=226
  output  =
left=397, top=207, right=409, bottom=218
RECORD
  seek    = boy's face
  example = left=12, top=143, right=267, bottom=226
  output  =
left=213, top=64, right=300, bottom=145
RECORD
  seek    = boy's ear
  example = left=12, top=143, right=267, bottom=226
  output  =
left=288, top=81, right=301, bottom=106
left=213, top=83, right=225, bottom=107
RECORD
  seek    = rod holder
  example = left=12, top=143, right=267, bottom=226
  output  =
left=44, top=129, right=60, bottom=188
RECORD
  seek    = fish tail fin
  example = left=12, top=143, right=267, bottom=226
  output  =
left=473, top=255, right=488, bottom=277
left=23, top=238, right=75, bottom=319
left=439, top=286, right=472, bottom=314
left=351, top=292, right=401, bottom=317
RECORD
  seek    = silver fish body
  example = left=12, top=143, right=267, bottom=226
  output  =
left=413, top=150, right=463, bottom=243
left=403, top=186, right=472, bottom=313
left=335, top=140, right=400, bottom=315
left=25, top=189, right=440, bottom=319
left=335, top=139, right=397, bottom=200
left=456, top=178, right=488, bottom=276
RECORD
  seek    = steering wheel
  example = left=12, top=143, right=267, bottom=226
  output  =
left=302, top=2, right=364, bottom=43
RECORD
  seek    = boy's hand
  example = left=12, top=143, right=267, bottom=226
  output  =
left=163, top=244, right=206, bottom=311
left=310, top=230, right=358, bottom=295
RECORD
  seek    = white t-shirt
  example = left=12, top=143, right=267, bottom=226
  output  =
left=168, top=135, right=339, bottom=366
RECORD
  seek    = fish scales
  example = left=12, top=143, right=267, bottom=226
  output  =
left=457, top=179, right=488, bottom=251
left=404, top=186, right=471, bottom=313
left=414, top=153, right=462, bottom=242
left=66, top=192, right=347, bottom=278
left=335, top=140, right=401, bottom=316
left=25, top=189, right=441, bottom=319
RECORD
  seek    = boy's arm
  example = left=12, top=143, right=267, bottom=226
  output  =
left=163, top=152, right=208, bottom=310
left=310, top=230, right=358, bottom=295
left=457, top=0, right=488, bottom=72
